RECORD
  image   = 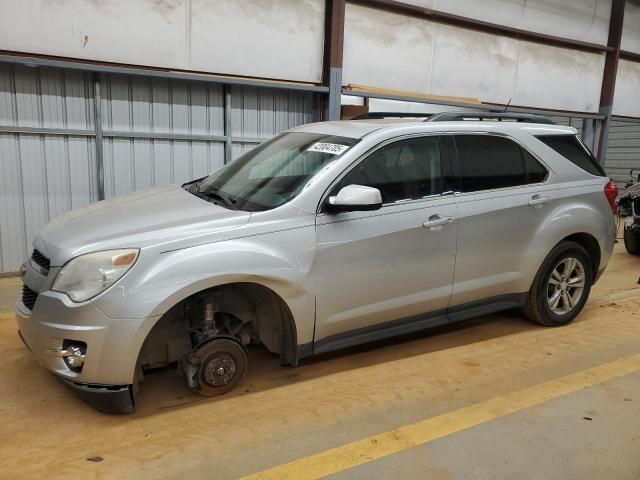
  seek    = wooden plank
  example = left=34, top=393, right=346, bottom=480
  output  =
left=343, top=84, right=481, bottom=105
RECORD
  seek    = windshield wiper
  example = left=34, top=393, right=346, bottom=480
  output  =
left=192, top=185, right=238, bottom=210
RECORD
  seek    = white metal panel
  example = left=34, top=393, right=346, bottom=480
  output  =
left=343, top=4, right=433, bottom=93
left=430, top=24, right=519, bottom=105
left=612, top=59, right=640, bottom=118
left=344, top=4, right=606, bottom=113
left=396, top=0, right=611, bottom=45
left=622, top=0, right=640, bottom=54
left=0, top=0, right=187, bottom=71
left=514, top=43, right=605, bottom=112
left=0, top=0, right=325, bottom=83
left=189, top=0, right=325, bottom=83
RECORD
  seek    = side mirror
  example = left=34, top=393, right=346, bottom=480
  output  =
left=326, top=184, right=382, bottom=213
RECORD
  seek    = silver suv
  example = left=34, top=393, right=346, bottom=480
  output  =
left=16, top=112, right=618, bottom=413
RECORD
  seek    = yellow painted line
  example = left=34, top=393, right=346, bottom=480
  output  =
left=242, top=353, right=640, bottom=480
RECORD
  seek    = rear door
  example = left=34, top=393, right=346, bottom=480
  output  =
left=449, top=133, right=551, bottom=307
left=313, top=135, right=458, bottom=344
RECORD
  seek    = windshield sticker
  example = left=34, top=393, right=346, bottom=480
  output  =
left=307, top=142, right=350, bottom=155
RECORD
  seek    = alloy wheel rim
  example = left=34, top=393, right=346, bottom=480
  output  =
left=546, top=257, right=585, bottom=315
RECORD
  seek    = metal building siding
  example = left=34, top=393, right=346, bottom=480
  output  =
left=100, top=74, right=227, bottom=198
left=0, top=64, right=97, bottom=272
left=605, top=119, right=640, bottom=184
left=0, top=64, right=317, bottom=272
left=230, top=86, right=316, bottom=159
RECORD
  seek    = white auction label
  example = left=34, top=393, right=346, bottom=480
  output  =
left=307, top=142, right=350, bottom=155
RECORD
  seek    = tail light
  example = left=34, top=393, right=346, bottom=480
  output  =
left=604, top=181, right=618, bottom=214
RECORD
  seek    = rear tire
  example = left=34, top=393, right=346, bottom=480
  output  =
left=624, top=226, right=640, bottom=255
left=523, top=241, right=593, bottom=327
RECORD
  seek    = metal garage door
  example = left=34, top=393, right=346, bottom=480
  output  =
left=605, top=119, right=640, bottom=186
left=0, top=64, right=317, bottom=273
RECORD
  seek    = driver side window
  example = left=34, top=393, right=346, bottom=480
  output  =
left=332, top=136, right=444, bottom=204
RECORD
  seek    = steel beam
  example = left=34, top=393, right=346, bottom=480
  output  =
left=620, top=50, right=640, bottom=63
left=596, top=0, right=626, bottom=163
left=0, top=53, right=329, bottom=94
left=103, top=131, right=227, bottom=143
left=0, top=125, right=264, bottom=145
left=0, top=125, right=94, bottom=136
left=323, top=0, right=346, bottom=120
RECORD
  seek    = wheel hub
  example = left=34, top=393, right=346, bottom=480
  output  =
left=203, top=353, right=237, bottom=387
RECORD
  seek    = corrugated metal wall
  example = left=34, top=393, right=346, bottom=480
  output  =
left=0, top=64, right=98, bottom=272
left=100, top=74, right=227, bottom=198
left=0, top=63, right=317, bottom=272
left=605, top=119, right=640, bottom=185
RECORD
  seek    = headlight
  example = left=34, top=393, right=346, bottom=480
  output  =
left=52, top=249, right=139, bottom=302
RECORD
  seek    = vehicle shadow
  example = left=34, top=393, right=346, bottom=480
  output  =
left=133, top=309, right=540, bottom=415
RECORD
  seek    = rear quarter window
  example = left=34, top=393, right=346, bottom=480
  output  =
left=453, top=134, right=548, bottom=192
left=535, top=135, right=606, bottom=177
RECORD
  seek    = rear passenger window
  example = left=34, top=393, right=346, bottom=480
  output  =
left=454, top=135, right=548, bottom=192
left=535, top=135, right=606, bottom=177
left=333, top=136, right=444, bottom=204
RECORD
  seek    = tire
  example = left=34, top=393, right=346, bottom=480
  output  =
left=195, top=338, right=248, bottom=397
left=523, top=241, right=593, bottom=327
left=624, top=226, right=640, bottom=255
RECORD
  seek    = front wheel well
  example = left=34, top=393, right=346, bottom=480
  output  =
left=559, top=233, right=601, bottom=278
left=138, top=282, right=298, bottom=373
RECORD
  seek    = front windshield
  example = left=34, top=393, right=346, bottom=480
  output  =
left=193, top=132, right=359, bottom=211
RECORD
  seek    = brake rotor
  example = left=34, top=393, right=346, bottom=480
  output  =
left=195, top=338, right=248, bottom=397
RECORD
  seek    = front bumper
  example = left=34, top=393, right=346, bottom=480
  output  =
left=16, top=254, right=161, bottom=402
left=16, top=290, right=156, bottom=386
left=58, top=379, right=134, bottom=414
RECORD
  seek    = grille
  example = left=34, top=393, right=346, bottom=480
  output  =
left=31, top=249, right=50, bottom=274
left=21, top=285, right=38, bottom=311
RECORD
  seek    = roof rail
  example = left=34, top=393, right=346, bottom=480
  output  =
left=425, top=112, right=555, bottom=125
left=351, top=112, right=433, bottom=120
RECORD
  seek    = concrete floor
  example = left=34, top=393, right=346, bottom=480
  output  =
left=1, top=243, right=639, bottom=479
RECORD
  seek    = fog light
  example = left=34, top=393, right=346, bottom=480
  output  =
left=46, top=341, right=86, bottom=371
left=64, top=345, right=86, bottom=369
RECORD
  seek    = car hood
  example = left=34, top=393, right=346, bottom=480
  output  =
left=34, top=185, right=251, bottom=266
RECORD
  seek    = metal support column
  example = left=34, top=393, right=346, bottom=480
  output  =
left=581, top=118, right=596, bottom=152
left=596, top=0, right=626, bottom=164
left=92, top=73, right=105, bottom=200
left=223, top=84, right=232, bottom=164
left=322, top=0, right=345, bottom=120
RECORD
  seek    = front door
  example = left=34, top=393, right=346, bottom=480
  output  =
left=312, top=135, right=458, bottom=345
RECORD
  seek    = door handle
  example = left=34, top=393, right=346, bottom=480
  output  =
left=528, top=195, right=549, bottom=206
left=423, top=215, right=453, bottom=230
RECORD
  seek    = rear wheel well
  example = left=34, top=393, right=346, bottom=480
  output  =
left=560, top=233, right=600, bottom=277
left=138, top=282, right=298, bottom=374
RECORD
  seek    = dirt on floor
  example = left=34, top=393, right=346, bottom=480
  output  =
left=0, top=243, right=639, bottom=479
